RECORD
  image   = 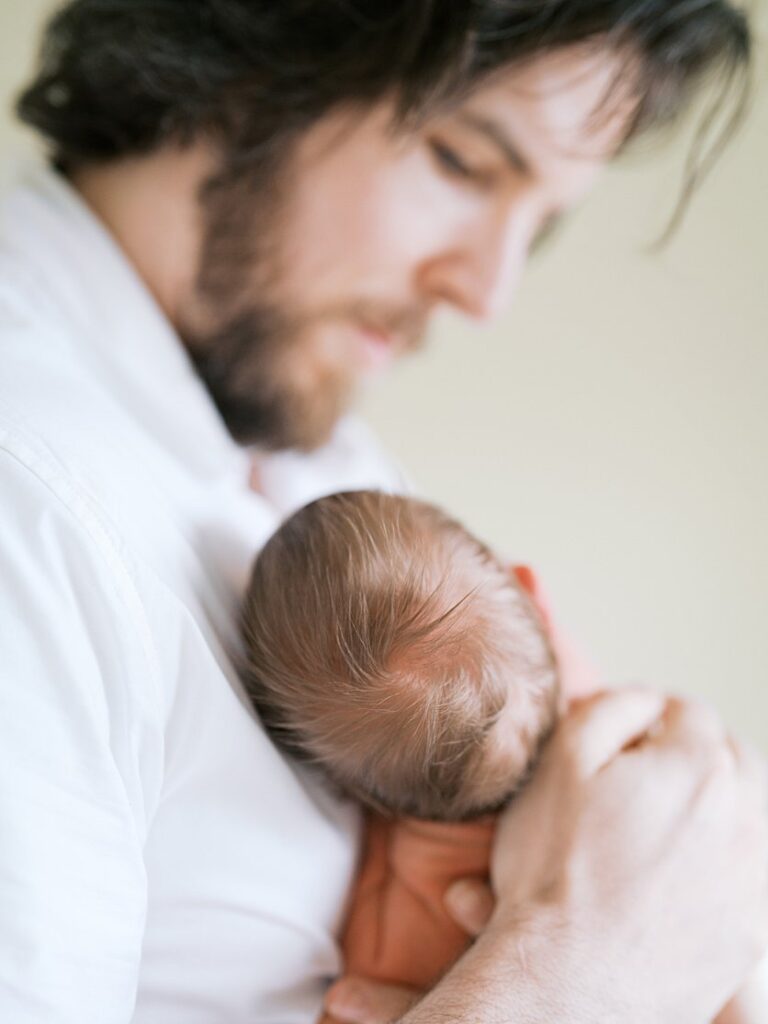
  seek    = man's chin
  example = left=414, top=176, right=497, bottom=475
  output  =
left=220, top=391, right=351, bottom=453
left=183, top=318, right=358, bottom=451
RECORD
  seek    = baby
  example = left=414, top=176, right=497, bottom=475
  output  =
left=240, top=489, right=768, bottom=1024
left=240, top=489, right=561, bottom=1010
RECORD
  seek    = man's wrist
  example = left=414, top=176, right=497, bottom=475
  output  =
left=472, top=906, right=655, bottom=1024
left=399, top=909, right=576, bottom=1024
left=480, top=908, right=575, bottom=1021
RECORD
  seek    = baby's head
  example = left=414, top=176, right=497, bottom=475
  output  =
left=241, top=490, right=559, bottom=821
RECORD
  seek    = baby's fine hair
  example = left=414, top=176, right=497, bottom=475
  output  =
left=241, top=490, right=558, bottom=821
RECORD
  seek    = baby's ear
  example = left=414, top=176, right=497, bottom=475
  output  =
left=510, top=564, right=603, bottom=704
left=510, top=564, right=555, bottom=635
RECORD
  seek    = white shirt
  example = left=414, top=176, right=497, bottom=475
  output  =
left=0, top=162, right=405, bottom=1024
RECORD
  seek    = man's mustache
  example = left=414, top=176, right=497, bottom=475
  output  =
left=346, top=300, right=431, bottom=354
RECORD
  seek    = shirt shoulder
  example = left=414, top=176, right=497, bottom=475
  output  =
left=0, top=430, right=167, bottom=817
left=0, top=434, right=171, bottom=1016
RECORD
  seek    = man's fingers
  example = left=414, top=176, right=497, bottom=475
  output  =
left=560, top=686, right=667, bottom=776
left=633, top=699, right=768, bottom=806
left=646, top=697, right=724, bottom=753
left=444, top=877, right=495, bottom=937
left=325, top=976, right=421, bottom=1024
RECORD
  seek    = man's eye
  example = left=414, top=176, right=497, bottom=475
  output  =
left=430, top=140, right=476, bottom=181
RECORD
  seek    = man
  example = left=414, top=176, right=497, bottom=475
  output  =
left=0, top=2, right=765, bottom=1022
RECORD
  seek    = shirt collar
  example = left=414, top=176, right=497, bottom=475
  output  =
left=0, top=159, right=250, bottom=482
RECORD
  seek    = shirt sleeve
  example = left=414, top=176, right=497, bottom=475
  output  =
left=0, top=446, right=164, bottom=1023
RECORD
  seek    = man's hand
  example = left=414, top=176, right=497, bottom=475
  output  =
left=487, top=688, right=768, bottom=1022
left=326, top=688, right=768, bottom=1024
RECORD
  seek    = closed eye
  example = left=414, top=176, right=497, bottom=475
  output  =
left=430, top=140, right=480, bottom=183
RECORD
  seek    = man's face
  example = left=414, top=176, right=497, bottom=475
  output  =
left=181, top=44, right=632, bottom=451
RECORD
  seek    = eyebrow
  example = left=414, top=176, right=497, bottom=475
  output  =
left=455, top=112, right=535, bottom=178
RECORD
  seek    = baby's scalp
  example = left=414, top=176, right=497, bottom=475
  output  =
left=241, top=490, right=559, bottom=820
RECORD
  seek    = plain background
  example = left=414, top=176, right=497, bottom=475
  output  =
left=1, top=2, right=766, bottom=748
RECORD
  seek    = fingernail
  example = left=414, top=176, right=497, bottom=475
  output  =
left=445, top=879, right=473, bottom=913
left=326, top=987, right=366, bottom=1023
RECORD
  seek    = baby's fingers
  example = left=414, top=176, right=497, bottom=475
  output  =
left=325, top=975, right=422, bottom=1024
left=444, top=877, right=495, bottom=937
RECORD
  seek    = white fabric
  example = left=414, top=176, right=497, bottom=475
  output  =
left=0, top=162, right=406, bottom=1024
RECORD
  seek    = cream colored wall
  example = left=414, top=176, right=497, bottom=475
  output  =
left=2, top=3, right=767, bottom=746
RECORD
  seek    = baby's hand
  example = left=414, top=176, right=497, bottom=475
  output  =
left=322, top=880, right=493, bottom=1024
left=443, top=877, right=495, bottom=937
left=324, top=977, right=420, bottom=1024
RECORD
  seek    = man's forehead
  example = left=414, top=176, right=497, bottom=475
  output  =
left=443, top=43, right=639, bottom=165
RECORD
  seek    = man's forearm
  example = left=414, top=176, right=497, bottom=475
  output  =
left=399, top=921, right=636, bottom=1024
left=399, top=928, right=549, bottom=1024
left=335, top=691, right=768, bottom=1024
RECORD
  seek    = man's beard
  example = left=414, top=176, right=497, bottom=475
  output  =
left=179, top=157, right=427, bottom=453
left=184, top=302, right=357, bottom=453
left=179, top=155, right=351, bottom=451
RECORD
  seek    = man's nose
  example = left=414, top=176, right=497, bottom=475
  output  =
left=416, top=213, right=532, bottom=322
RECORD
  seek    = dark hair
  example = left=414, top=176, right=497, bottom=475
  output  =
left=17, top=1, right=752, bottom=219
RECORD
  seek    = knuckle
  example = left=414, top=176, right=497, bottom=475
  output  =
left=676, top=698, right=723, bottom=741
